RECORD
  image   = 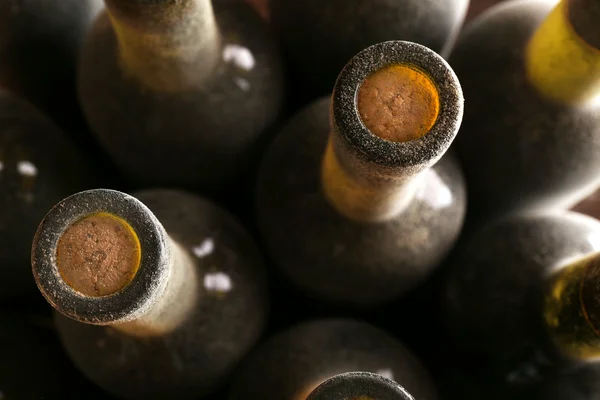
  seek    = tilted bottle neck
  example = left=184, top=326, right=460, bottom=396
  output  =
left=320, top=42, right=463, bottom=223
left=525, top=0, right=600, bottom=106
left=105, top=0, right=221, bottom=92
left=545, top=252, right=600, bottom=360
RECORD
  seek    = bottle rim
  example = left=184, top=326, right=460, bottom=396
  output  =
left=306, top=371, right=415, bottom=400
left=31, top=188, right=170, bottom=325
left=332, top=40, right=464, bottom=171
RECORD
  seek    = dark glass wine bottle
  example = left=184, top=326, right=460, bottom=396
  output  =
left=270, top=0, right=468, bottom=105
left=256, top=40, right=466, bottom=307
left=78, top=0, right=284, bottom=195
left=0, top=90, right=94, bottom=297
left=0, top=0, right=103, bottom=134
left=307, top=372, right=415, bottom=400
left=442, top=211, right=600, bottom=399
left=450, top=0, right=600, bottom=224
left=0, top=311, right=107, bottom=399
left=32, top=189, right=268, bottom=399
left=228, top=319, right=438, bottom=400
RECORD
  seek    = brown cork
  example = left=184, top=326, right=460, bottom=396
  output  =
left=357, top=64, right=440, bottom=142
left=56, top=212, right=142, bottom=297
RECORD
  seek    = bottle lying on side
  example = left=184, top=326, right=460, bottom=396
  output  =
left=0, top=0, right=103, bottom=134
left=269, top=0, right=469, bottom=105
left=0, top=90, right=95, bottom=297
left=228, top=318, right=438, bottom=400
left=450, top=0, right=600, bottom=226
left=256, top=40, right=466, bottom=307
left=78, top=0, right=285, bottom=197
left=32, top=189, right=268, bottom=400
left=442, top=210, right=600, bottom=399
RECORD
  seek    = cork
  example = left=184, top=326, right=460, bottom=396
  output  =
left=357, top=64, right=440, bottom=142
left=56, top=212, right=141, bottom=297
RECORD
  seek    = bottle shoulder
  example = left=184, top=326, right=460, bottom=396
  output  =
left=229, top=318, right=438, bottom=400
left=256, top=98, right=465, bottom=305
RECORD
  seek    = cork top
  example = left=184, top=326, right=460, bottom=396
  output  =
left=357, top=64, right=440, bottom=143
left=331, top=41, right=463, bottom=174
left=56, top=212, right=141, bottom=297
left=306, top=372, right=414, bottom=400
left=32, top=189, right=171, bottom=325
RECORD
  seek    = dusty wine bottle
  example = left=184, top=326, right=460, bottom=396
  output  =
left=0, top=311, right=107, bottom=399
left=78, top=0, right=284, bottom=194
left=0, top=90, right=94, bottom=297
left=449, top=0, right=600, bottom=223
left=306, top=372, right=415, bottom=400
left=228, top=319, right=438, bottom=400
left=256, top=40, right=466, bottom=306
left=0, top=0, right=103, bottom=134
left=442, top=211, right=600, bottom=398
left=270, top=0, right=469, bottom=104
left=31, top=189, right=268, bottom=399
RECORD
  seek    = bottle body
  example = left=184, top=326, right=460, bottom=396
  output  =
left=0, top=91, right=94, bottom=297
left=442, top=211, right=600, bottom=398
left=228, top=319, right=438, bottom=400
left=0, top=0, right=103, bottom=134
left=78, top=2, right=284, bottom=194
left=0, top=311, right=107, bottom=399
left=450, top=0, right=600, bottom=224
left=270, top=0, right=468, bottom=105
left=257, top=97, right=465, bottom=306
left=33, top=189, right=268, bottom=400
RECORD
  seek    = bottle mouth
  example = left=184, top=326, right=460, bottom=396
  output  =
left=32, top=189, right=170, bottom=325
left=306, top=372, right=414, bottom=400
left=332, top=40, right=463, bottom=170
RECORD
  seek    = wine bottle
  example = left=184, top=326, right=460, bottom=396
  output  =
left=0, top=311, right=107, bottom=399
left=78, top=0, right=285, bottom=195
left=449, top=0, right=600, bottom=224
left=442, top=211, right=600, bottom=398
left=270, top=0, right=469, bottom=105
left=0, top=0, right=103, bottom=134
left=0, top=90, right=94, bottom=297
left=256, top=40, right=466, bottom=307
left=228, top=319, right=438, bottom=400
left=32, top=189, right=268, bottom=399
left=307, top=372, right=415, bottom=400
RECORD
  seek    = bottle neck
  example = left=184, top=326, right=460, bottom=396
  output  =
left=106, top=0, right=221, bottom=92
left=115, top=237, right=198, bottom=337
left=321, top=136, right=425, bottom=223
left=525, top=0, right=600, bottom=106
left=544, top=252, right=600, bottom=360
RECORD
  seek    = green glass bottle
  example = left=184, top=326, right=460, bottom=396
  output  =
left=450, top=0, right=600, bottom=224
left=0, top=0, right=103, bottom=134
left=32, top=189, right=268, bottom=399
left=228, top=319, right=437, bottom=400
left=78, top=0, right=285, bottom=196
left=270, top=0, right=469, bottom=105
left=0, top=90, right=94, bottom=297
left=256, top=40, right=465, bottom=307
left=443, top=211, right=600, bottom=399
